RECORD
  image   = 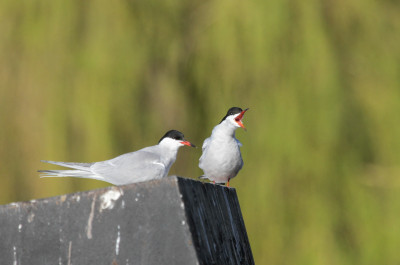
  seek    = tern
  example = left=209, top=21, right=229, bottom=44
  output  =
left=199, top=107, right=249, bottom=187
left=39, top=130, right=195, bottom=185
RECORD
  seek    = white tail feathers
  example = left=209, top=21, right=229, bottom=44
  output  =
left=38, top=170, right=106, bottom=181
left=40, top=160, right=93, bottom=171
left=39, top=160, right=107, bottom=182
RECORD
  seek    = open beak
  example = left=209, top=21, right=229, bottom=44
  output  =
left=234, top=108, right=249, bottom=130
left=180, top=141, right=196, bottom=148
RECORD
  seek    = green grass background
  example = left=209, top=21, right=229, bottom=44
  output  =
left=1, top=0, right=400, bottom=264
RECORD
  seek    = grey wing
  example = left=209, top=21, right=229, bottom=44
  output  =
left=91, top=150, right=166, bottom=185
left=201, top=137, right=211, bottom=153
left=237, top=140, right=244, bottom=171
left=199, top=138, right=210, bottom=160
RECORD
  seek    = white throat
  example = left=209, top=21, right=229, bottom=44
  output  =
left=212, top=119, right=238, bottom=138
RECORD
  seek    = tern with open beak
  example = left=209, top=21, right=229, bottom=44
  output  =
left=199, top=107, right=249, bottom=187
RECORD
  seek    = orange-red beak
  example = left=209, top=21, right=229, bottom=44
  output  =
left=234, top=108, right=249, bottom=130
left=180, top=141, right=196, bottom=147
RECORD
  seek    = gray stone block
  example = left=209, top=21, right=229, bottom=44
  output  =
left=0, top=176, right=254, bottom=265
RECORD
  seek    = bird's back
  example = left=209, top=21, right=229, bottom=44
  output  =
left=91, top=145, right=167, bottom=185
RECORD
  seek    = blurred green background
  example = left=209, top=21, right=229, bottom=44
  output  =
left=1, top=0, right=400, bottom=264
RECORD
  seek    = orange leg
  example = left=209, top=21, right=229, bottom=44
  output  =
left=213, top=181, right=215, bottom=184
left=226, top=179, right=230, bottom=187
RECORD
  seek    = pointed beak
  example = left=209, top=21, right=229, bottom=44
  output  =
left=180, top=141, right=196, bottom=148
left=235, top=108, right=249, bottom=130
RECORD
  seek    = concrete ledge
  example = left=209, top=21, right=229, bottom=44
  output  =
left=0, top=176, right=254, bottom=265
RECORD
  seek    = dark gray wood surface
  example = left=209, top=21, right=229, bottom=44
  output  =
left=0, top=176, right=254, bottom=265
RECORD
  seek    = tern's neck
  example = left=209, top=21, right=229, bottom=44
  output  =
left=159, top=142, right=180, bottom=156
left=159, top=143, right=180, bottom=152
left=155, top=143, right=178, bottom=176
left=212, top=121, right=237, bottom=138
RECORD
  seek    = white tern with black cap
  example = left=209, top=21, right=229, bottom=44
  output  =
left=199, top=107, right=249, bottom=187
left=39, top=130, right=196, bottom=185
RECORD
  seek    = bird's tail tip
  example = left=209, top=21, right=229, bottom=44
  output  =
left=38, top=170, right=56, bottom=177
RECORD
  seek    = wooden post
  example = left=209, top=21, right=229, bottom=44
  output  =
left=0, top=176, right=254, bottom=265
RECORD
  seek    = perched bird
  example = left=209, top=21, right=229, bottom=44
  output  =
left=39, top=130, right=195, bottom=185
left=199, top=107, right=249, bottom=187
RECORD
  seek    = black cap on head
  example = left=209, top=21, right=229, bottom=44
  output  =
left=158, top=130, right=185, bottom=143
left=220, top=107, right=243, bottom=123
